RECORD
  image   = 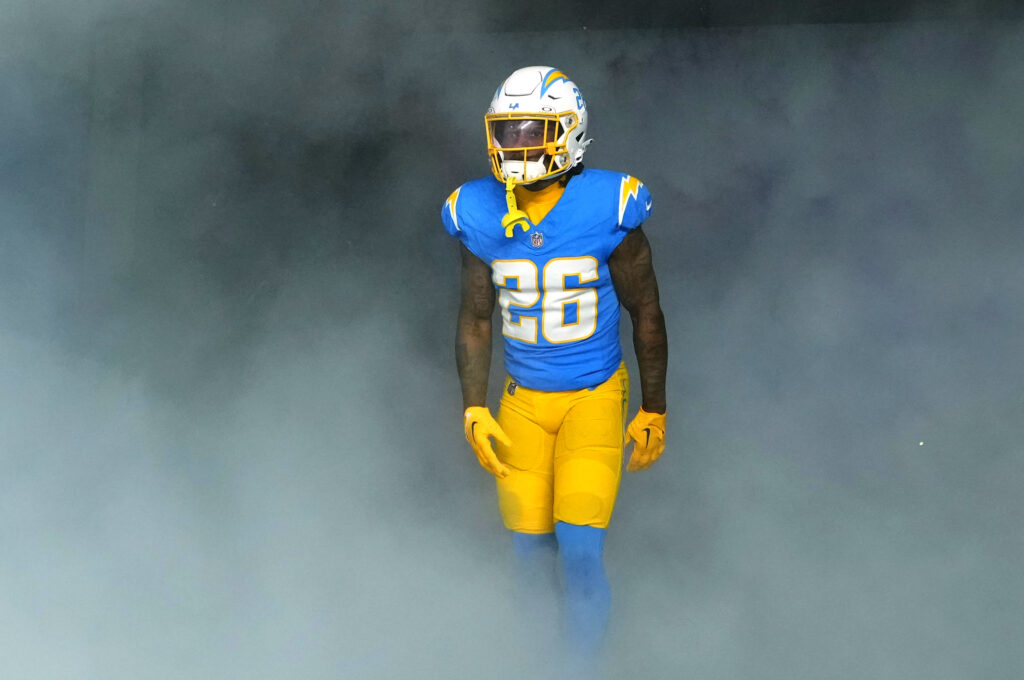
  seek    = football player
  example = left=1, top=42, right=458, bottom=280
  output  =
left=442, top=66, right=668, bottom=663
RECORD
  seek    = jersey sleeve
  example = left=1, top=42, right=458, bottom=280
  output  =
left=441, top=186, right=463, bottom=237
left=441, top=184, right=489, bottom=260
left=616, top=175, right=653, bottom=231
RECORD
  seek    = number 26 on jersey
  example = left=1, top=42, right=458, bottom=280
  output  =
left=492, top=257, right=598, bottom=344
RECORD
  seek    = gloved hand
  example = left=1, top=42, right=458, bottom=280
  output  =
left=625, top=408, right=666, bottom=471
left=463, top=407, right=512, bottom=478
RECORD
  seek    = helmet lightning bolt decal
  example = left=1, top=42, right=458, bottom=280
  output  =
left=618, top=175, right=642, bottom=225
left=539, top=69, right=570, bottom=97
left=445, top=187, right=462, bottom=231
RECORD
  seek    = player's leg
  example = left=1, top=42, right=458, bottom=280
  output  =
left=494, top=382, right=561, bottom=655
left=554, top=521, right=609, bottom=655
left=552, top=365, right=629, bottom=656
left=493, top=383, right=558, bottom=534
left=508, top=530, right=560, bottom=663
left=512, top=531, right=559, bottom=580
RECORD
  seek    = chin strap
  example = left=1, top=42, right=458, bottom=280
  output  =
left=501, top=177, right=532, bottom=238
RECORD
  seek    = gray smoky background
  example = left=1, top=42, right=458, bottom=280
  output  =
left=2, top=0, right=1023, bottom=678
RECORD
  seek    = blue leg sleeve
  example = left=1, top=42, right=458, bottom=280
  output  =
left=555, top=521, right=610, bottom=657
left=510, top=531, right=560, bottom=652
left=512, top=531, right=559, bottom=572
left=512, top=532, right=559, bottom=601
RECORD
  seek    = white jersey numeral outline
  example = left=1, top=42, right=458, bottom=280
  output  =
left=492, top=256, right=599, bottom=344
left=491, top=260, right=540, bottom=342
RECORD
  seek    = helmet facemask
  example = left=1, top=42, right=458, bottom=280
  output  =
left=485, top=112, right=580, bottom=185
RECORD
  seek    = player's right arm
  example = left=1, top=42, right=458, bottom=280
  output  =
left=455, top=243, right=511, bottom=478
left=456, top=243, right=495, bottom=409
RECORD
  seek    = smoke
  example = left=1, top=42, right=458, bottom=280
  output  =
left=599, top=21, right=1024, bottom=679
left=2, top=1, right=1023, bottom=678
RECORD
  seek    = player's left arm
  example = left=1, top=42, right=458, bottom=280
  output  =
left=609, top=226, right=668, bottom=470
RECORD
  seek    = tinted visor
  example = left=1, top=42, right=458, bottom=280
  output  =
left=489, top=118, right=559, bottom=148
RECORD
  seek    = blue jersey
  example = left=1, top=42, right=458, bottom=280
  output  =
left=442, top=168, right=653, bottom=392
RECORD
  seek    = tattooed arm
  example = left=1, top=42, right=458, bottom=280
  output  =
left=609, top=226, right=667, bottom=414
left=455, top=243, right=496, bottom=410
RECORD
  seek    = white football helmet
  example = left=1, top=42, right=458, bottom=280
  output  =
left=485, top=66, right=592, bottom=185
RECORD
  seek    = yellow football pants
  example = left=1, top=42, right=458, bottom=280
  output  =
left=493, top=363, right=629, bottom=533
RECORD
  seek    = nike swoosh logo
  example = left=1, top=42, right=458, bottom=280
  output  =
left=645, top=200, right=652, bottom=210
left=471, top=422, right=477, bottom=439
left=642, top=427, right=651, bottom=448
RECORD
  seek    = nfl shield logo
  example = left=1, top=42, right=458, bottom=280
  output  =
left=531, top=231, right=544, bottom=248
